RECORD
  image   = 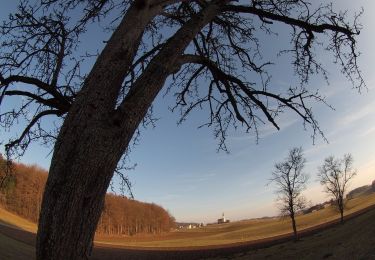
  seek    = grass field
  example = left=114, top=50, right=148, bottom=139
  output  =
left=95, top=192, right=375, bottom=247
left=204, top=205, right=375, bottom=260
left=0, top=232, right=35, bottom=260
left=0, top=208, right=36, bottom=233
left=1, top=192, right=375, bottom=249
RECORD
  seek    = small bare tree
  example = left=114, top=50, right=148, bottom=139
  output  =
left=270, top=147, right=308, bottom=241
left=318, top=154, right=356, bottom=223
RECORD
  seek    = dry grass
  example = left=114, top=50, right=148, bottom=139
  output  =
left=96, top=193, right=375, bottom=247
left=1, top=193, right=375, bottom=249
left=207, top=202, right=375, bottom=260
left=0, top=207, right=37, bottom=233
left=0, top=232, right=35, bottom=260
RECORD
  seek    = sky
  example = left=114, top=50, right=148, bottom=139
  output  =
left=1, top=1, right=375, bottom=223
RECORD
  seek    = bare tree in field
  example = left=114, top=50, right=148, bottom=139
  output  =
left=270, top=147, right=308, bottom=240
left=0, top=0, right=364, bottom=259
left=318, top=154, right=356, bottom=223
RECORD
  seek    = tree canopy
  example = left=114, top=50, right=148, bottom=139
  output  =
left=270, top=147, right=309, bottom=240
left=318, top=153, right=356, bottom=223
left=0, top=0, right=364, bottom=156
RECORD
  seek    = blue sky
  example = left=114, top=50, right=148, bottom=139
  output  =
left=1, top=1, right=375, bottom=223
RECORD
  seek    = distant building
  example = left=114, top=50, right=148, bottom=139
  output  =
left=177, top=223, right=199, bottom=230
left=187, top=224, right=198, bottom=229
left=217, top=212, right=230, bottom=224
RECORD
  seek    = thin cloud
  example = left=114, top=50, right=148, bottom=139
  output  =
left=240, top=180, right=254, bottom=187
left=327, top=100, right=375, bottom=138
left=337, top=101, right=375, bottom=128
left=359, top=125, right=375, bottom=138
left=230, top=112, right=299, bottom=142
left=178, top=172, right=217, bottom=185
left=304, top=143, right=329, bottom=157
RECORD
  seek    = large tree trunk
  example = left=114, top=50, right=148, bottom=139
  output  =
left=36, top=122, right=130, bottom=259
left=35, top=70, right=151, bottom=259
left=35, top=1, right=221, bottom=258
left=35, top=3, right=161, bottom=259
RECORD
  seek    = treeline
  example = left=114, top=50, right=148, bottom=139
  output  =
left=0, top=156, right=175, bottom=235
left=97, top=194, right=175, bottom=236
left=0, top=159, right=46, bottom=223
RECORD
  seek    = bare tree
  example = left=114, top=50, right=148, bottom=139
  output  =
left=270, top=147, right=308, bottom=240
left=0, top=0, right=364, bottom=259
left=318, top=154, right=356, bottom=223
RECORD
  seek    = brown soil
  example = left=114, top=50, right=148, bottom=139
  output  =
left=1, top=204, right=375, bottom=260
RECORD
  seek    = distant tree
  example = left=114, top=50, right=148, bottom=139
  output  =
left=0, top=1, right=364, bottom=258
left=270, top=147, right=309, bottom=241
left=318, top=154, right=357, bottom=223
left=0, top=154, right=13, bottom=188
left=0, top=154, right=5, bottom=182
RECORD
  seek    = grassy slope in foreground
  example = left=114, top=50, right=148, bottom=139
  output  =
left=0, top=207, right=36, bottom=233
left=0, top=232, right=35, bottom=260
left=1, top=192, right=375, bottom=248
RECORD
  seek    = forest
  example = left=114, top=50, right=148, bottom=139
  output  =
left=0, top=155, right=175, bottom=236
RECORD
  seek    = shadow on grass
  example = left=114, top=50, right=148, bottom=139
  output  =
left=0, top=220, right=26, bottom=231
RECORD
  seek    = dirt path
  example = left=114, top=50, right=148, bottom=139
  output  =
left=1, top=205, right=374, bottom=259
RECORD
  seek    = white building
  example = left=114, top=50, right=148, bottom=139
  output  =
left=217, top=212, right=229, bottom=224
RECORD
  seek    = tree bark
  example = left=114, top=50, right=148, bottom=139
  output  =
left=339, top=206, right=344, bottom=224
left=35, top=1, right=222, bottom=259
left=36, top=122, right=127, bottom=258
left=290, top=213, right=298, bottom=241
left=35, top=3, right=161, bottom=259
left=340, top=211, right=344, bottom=223
left=338, top=198, right=344, bottom=224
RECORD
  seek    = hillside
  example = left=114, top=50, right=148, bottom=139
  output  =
left=94, top=192, right=375, bottom=247
left=1, top=199, right=375, bottom=259
left=346, top=183, right=375, bottom=199
left=0, top=178, right=375, bottom=259
left=0, top=156, right=175, bottom=236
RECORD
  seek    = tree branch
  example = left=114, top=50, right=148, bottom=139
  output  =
left=222, top=5, right=357, bottom=36
left=5, top=109, right=63, bottom=152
